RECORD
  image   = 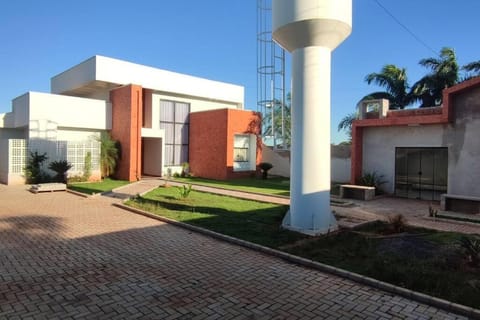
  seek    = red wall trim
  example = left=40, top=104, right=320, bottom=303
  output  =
left=350, top=76, right=480, bottom=184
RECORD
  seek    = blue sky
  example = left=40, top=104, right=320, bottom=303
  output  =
left=0, top=1, right=479, bottom=143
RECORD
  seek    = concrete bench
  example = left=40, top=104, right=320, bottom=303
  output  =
left=440, top=194, right=480, bottom=214
left=340, top=184, right=375, bottom=201
left=30, top=183, right=67, bottom=194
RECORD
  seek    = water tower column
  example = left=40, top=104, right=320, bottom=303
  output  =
left=273, top=0, right=352, bottom=235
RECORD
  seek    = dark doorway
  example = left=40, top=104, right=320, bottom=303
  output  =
left=395, top=148, right=448, bottom=201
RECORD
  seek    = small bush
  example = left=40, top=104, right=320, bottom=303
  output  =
left=387, top=214, right=407, bottom=234
left=428, top=205, right=438, bottom=218
left=177, top=184, right=193, bottom=199
left=360, top=171, right=387, bottom=194
left=181, top=162, right=190, bottom=178
left=83, top=152, right=92, bottom=180
left=49, top=160, right=73, bottom=183
left=259, top=162, right=273, bottom=180
left=25, top=152, right=49, bottom=184
left=459, top=236, right=480, bottom=267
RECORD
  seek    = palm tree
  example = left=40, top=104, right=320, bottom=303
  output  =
left=96, top=132, right=119, bottom=178
left=412, top=47, right=459, bottom=108
left=263, top=93, right=291, bottom=148
left=462, top=60, right=480, bottom=79
left=337, top=112, right=357, bottom=141
left=363, top=64, right=413, bottom=110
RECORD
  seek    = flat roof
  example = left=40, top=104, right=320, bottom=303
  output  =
left=51, top=55, right=244, bottom=107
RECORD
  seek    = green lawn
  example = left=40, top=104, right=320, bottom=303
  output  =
left=127, top=186, right=480, bottom=309
left=126, top=186, right=305, bottom=248
left=173, top=177, right=291, bottom=196
left=172, top=177, right=344, bottom=197
left=68, top=178, right=130, bottom=195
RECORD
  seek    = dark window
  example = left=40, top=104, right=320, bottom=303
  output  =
left=160, top=100, right=190, bottom=166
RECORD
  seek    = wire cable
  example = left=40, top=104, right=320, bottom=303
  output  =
left=372, top=0, right=438, bottom=56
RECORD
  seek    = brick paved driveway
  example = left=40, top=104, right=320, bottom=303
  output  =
left=0, top=185, right=467, bottom=319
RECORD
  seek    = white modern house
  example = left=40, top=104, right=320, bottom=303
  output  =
left=0, top=55, right=261, bottom=184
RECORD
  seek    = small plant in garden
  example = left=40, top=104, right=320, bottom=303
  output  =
left=428, top=205, right=438, bottom=218
left=387, top=214, right=407, bottom=234
left=25, top=151, right=49, bottom=184
left=259, top=162, right=273, bottom=180
left=177, top=184, right=193, bottom=199
left=48, top=160, right=73, bottom=183
left=96, top=132, right=119, bottom=178
left=163, top=168, right=173, bottom=187
left=360, top=171, right=387, bottom=194
left=181, top=162, right=190, bottom=178
left=459, top=236, right=480, bottom=267
left=83, top=152, right=92, bottom=180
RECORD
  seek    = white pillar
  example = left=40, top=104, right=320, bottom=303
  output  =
left=272, top=0, right=352, bottom=235
left=286, top=46, right=336, bottom=234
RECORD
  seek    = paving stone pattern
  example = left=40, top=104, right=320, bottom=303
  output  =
left=0, top=185, right=469, bottom=319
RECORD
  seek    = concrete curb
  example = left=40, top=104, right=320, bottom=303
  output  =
left=115, top=202, right=480, bottom=320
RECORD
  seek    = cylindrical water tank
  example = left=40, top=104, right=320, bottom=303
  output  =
left=273, top=0, right=352, bottom=52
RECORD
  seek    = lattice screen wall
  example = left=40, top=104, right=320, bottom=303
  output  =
left=7, top=139, right=100, bottom=176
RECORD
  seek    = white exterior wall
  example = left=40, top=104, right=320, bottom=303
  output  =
left=56, top=129, right=101, bottom=141
left=363, top=125, right=445, bottom=194
left=52, top=56, right=245, bottom=109
left=28, top=92, right=111, bottom=131
left=50, top=56, right=97, bottom=96
left=331, top=158, right=351, bottom=183
left=11, top=94, right=30, bottom=128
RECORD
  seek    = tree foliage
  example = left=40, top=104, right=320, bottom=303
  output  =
left=412, top=47, right=459, bottom=107
left=363, top=64, right=413, bottom=110
left=96, top=132, right=119, bottom=178
left=263, top=93, right=291, bottom=148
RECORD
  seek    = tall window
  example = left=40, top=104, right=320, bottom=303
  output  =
left=160, top=100, right=190, bottom=166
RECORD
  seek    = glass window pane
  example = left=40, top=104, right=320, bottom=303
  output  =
left=234, top=135, right=250, bottom=148
left=160, top=100, right=174, bottom=122
left=160, top=123, right=174, bottom=144
left=180, top=145, right=189, bottom=163
left=174, top=125, right=182, bottom=144
left=234, top=148, right=248, bottom=162
left=181, top=124, right=189, bottom=144
left=164, top=145, right=174, bottom=166
left=175, top=102, right=190, bottom=123
left=173, top=145, right=181, bottom=165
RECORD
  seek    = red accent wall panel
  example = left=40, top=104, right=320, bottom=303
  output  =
left=110, top=84, right=143, bottom=182
left=190, top=108, right=262, bottom=180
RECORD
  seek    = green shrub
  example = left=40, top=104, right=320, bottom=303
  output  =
left=181, top=162, right=190, bottom=178
left=177, top=184, right=193, bottom=199
left=387, top=214, right=407, bottom=234
left=360, top=171, right=387, bottom=194
left=48, top=160, right=73, bottom=183
left=83, top=151, right=92, bottom=180
left=459, top=236, right=480, bottom=267
left=25, top=152, right=49, bottom=184
left=259, top=162, right=273, bottom=180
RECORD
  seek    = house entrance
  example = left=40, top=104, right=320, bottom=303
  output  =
left=395, top=148, right=448, bottom=201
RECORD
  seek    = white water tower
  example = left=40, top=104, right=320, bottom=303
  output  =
left=272, top=0, right=352, bottom=235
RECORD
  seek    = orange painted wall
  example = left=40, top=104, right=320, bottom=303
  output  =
left=190, top=109, right=228, bottom=180
left=110, top=84, right=143, bottom=181
left=190, top=108, right=262, bottom=180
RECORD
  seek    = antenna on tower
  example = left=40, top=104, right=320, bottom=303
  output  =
left=257, top=0, right=287, bottom=149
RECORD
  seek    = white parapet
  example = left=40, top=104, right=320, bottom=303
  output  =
left=273, top=0, right=352, bottom=235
